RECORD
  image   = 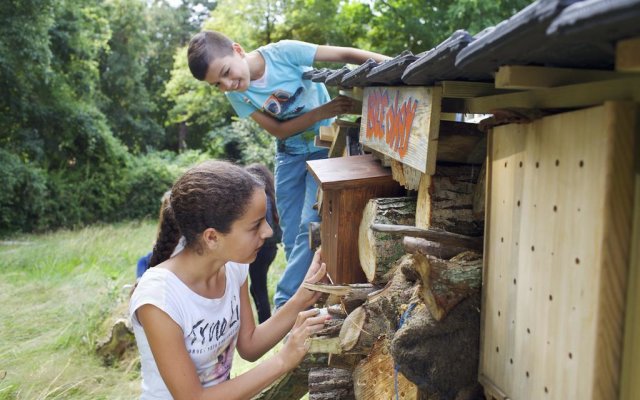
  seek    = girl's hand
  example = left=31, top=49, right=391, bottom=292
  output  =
left=279, top=308, right=331, bottom=371
left=294, top=249, right=328, bottom=307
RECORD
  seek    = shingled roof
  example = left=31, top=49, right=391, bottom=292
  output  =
left=304, top=0, right=640, bottom=88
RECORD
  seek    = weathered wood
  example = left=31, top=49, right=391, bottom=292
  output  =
left=309, top=221, right=321, bottom=250
left=352, top=338, right=418, bottom=400
left=437, top=121, right=486, bottom=165
left=411, top=251, right=483, bottom=321
left=390, top=160, right=422, bottom=191
left=616, top=37, right=640, bottom=72
left=359, top=197, right=416, bottom=283
left=320, top=124, right=338, bottom=142
left=473, top=161, right=486, bottom=220
left=417, top=163, right=484, bottom=235
left=403, top=236, right=470, bottom=261
left=339, top=256, right=416, bottom=354
left=329, top=126, right=348, bottom=158
left=309, top=367, right=355, bottom=400
left=391, top=293, right=481, bottom=399
left=254, top=354, right=330, bottom=400
left=360, top=86, right=442, bottom=174
left=371, top=224, right=483, bottom=252
left=495, top=65, right=633, bottom=89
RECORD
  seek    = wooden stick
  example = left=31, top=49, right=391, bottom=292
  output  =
left=370, top=223, right=483, bottom=251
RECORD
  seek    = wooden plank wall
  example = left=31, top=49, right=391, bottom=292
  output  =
left=480, top=102, right=636, bottom=399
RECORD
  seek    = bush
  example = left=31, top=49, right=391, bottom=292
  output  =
left=0, top=149, right=49, bottom=235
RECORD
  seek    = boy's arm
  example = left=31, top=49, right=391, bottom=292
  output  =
left=314, top=45, right=391, bottom=64
left=250, top=95, right=357, bottom=139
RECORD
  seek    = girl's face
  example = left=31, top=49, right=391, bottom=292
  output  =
left=217, top=188, right=273, bottom=264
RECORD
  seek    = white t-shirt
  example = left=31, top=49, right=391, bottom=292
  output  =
left=130, top=263, right=249, bottom=399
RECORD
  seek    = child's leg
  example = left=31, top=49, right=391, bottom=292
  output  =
left=249, top=243, right=278, bottom=323
left=274, top=152, right=306, bottom=260
left=274, top=150, right=327, bottom=308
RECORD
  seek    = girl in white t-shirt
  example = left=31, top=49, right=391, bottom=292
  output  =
left=130, top=160, right=330, bottom=400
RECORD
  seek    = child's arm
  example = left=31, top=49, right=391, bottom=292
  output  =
left=250, top=95, right=357, bottom=140
left=314, top=45, right=391, bottom=64
left=137, top=303, right=326, bottom=400
left=236, top=249, right=329, bottom=360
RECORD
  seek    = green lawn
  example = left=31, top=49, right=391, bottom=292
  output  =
left=0, top=221, right=287, bottom=399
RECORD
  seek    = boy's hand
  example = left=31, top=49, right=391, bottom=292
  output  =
left=319, top=95, right=360, bottom=119
left=279, top=308, right=331, bottom=371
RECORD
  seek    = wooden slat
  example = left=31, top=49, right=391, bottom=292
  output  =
left=441, top=81, right=514, bottom=98
left=466, top=77, right=640, bottom=113
left=616, top=37, right=640, bottom=72
left=360, top=86, right=442, bottom=174
left=620, top=135, right=640, bottom=400
left=480, top=103, right=635, bottom=399
left=495, top=65, right=633, bottom=90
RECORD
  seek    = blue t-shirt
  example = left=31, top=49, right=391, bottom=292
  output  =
left=225, top=40, right=332, bottom=155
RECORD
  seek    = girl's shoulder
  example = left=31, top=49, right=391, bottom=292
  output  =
left=225, top=262, right=250, bottom=285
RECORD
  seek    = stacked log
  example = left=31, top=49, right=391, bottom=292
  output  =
left=302, top=159, right=485, bottom=399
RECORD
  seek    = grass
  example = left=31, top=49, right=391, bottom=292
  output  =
left=0, top=221, right=288, bottom=399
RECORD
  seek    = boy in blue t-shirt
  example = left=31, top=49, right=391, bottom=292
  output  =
left=187, top=31, right=389, bottom=308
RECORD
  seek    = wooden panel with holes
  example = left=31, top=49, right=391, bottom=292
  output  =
left=480, top=102, right=636, bottom=399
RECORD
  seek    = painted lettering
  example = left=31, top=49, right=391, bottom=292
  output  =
left=366, top=89, right=418, bottom=158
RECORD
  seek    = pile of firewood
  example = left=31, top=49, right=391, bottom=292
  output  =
left=256, top=164, right=485, bottom=400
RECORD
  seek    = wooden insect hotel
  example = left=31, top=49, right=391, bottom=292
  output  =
left=256, top=0, right=640, bottom=399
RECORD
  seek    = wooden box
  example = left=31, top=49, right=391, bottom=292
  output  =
left=480, top=102, right=636, bottom=400
left=307, top=154, right=404, bottom=284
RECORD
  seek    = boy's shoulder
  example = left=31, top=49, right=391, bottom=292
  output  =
left=260, top=40, right=317, bottom=59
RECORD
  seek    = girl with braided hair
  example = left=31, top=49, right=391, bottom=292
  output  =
left=129, top=160, right=329, bottom=399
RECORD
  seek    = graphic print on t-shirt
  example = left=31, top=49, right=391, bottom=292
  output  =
left=199, top=336, right=237, bottom=385
left=261, top=87, right=305, bottom=118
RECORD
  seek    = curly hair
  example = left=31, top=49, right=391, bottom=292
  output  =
left=148, top=160, right=262, bottom=268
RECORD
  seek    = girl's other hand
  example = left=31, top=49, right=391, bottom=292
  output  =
left=279, top=308, right=331, bottom=371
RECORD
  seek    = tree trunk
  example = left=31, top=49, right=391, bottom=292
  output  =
left=390, top=293, right=481, bottom=400
left=409, top=251, right=483, bottom=321
left=428, top=164, right=483, bottom=237
left=309, top=368, right=355, bottom=400
left=339, top=256, right=416, bottom=354
left=358, top=197, right=416, bottom=283
left=403, top=236, right=470, bottom=260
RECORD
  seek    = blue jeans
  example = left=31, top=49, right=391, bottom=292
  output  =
left=273, top=149, right=328, bottom=307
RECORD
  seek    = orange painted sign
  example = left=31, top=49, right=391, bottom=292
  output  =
left=360, top=86, right=441, bottom=174
left=365, top=89, right=418, bottom=158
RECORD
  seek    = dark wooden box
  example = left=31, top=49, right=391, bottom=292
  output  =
left=307, top=154, right=404, bottom=284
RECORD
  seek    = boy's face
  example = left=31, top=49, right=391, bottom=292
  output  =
left=204, top=43, right=251, bottom=92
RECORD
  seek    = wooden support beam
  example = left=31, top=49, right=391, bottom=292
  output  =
left=616, top=37, right=640, bottom=72
left=466, top=77, right=640, bottom=113
left=495, top=65, right=633, bottom=90
left=440, top=81, right=515, bottom=98
left=370, top=223, right=483, bottom=252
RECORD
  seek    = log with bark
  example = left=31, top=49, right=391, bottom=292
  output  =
left=416, top=164, right=484, bottom=235
left=358, top=197, right=417, bottom=284
left=309, top=367, right=355, bottom=400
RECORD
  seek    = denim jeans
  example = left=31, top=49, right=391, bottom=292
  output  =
left=273, top=148, right=328, bottom=307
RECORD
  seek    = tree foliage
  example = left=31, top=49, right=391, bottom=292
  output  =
left=1, top=0, right=534, bottom=235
